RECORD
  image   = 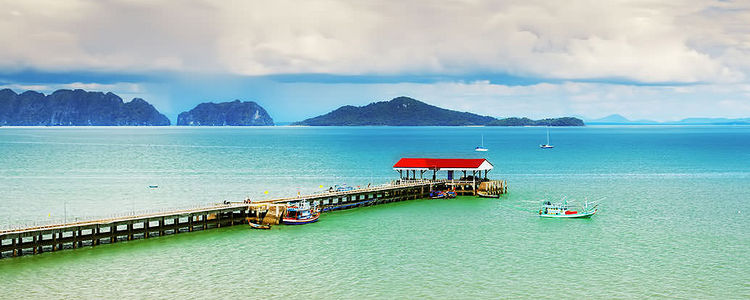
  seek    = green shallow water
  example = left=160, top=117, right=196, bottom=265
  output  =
left=0, top=126, right=749, bottom=299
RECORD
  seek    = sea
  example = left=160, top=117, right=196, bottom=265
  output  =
left=0, top=126, right=748, bottom=299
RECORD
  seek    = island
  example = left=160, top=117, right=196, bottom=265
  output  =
left=293, top=96, right=584, bottom=126
left=486, top=117, right=584, bottom=126
left=177, top=100, right=274, bottom=126
left=293, top=96, right=495, bottom=126
left=0, top=88, right=170, bottom=126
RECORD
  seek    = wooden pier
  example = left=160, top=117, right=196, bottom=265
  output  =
left=0, top=179, right=505, bottom=259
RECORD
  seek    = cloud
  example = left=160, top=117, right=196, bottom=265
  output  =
left=1, top=0, right=749, bottom=84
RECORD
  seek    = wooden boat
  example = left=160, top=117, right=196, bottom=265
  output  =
left=282, top=202, right=321, bottom=225
left=430, top=190, right=446, bottom=199
left=477, top=191, right=500, bottom=198
left=248, top=221, right=271, bottom=229
left=539, top=198, right=598, bottom=218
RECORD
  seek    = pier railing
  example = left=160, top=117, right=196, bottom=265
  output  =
left=0, top=202, right=232, bottom=234
left=0, top=179, right=439, bottom=234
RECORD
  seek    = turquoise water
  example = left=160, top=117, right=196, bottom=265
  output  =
left=0, top=126, right=749, bottom=298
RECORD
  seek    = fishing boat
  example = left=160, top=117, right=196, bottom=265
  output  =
left=477, top=191, right=500, bottom=198
left=282, top=202, right=320, bottom=225
left=430, top=190, right=446, bottom=199
left=475, top=135, right=488, bottom=151
left=246, top=218, right=271, bottom=229
left=539, top=198, right=598, bottom=218
left=430, top=190, right=456, bottom=199
left=540, top=126, right=554, bottom=149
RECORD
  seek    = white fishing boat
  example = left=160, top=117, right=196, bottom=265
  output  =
left=475, top=135, right=488, bottom=151
left=539, top=126, right=554, bottom=149
left=539, top=197, right=599, bottom=218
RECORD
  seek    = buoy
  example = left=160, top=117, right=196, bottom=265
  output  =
left=264, top=191, right=269, bottom=195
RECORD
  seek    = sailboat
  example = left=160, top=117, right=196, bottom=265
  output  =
left=475, top=135, right=488, bottom=151
left=540, top=126, right=554, bottom=149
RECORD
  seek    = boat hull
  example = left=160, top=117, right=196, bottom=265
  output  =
left=282, top=214, right=320, bottom=225
left=539, top=210, right=596, bottom=218
left=477, top=192, right=500, bottom=198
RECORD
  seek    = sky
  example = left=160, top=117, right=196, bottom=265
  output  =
left=1, top=0, right=749, bottom=122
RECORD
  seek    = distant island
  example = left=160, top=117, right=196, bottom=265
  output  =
left=487, top=117, right=584, bottom=126
left=587, top=114, right=750, bottom=125
left=177, top=100, right=274, bottom=126
left=0, top=89, right=169, bottom=126
left=293, top=96, right=584, bottom=126
left=293, top=97, right=495, bottom=126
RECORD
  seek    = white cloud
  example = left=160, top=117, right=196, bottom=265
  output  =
left=1, top=0, right=749, bottom=84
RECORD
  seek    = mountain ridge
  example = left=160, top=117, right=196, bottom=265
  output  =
left=0, top=88, right=170, bottom=126
left=177, top=100, right=274, bottom=126
left=293, top=97, right=496, bottom=126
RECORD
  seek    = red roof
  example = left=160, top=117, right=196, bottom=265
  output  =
left=393, top=158, right=489, bottom=169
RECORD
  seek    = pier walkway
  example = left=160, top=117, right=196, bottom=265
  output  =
left=0, top=179, right=505, bottom=258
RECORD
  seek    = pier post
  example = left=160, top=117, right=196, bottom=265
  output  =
left=173, top=218, right=179, bottom=233
left=32, top=235, right=38, bottom=254
left=57, top=232, right=62, bottom=250
left=144, top=221, right=149, bottom=239
left=160, top=217, right=165, bottom=236
left=72, top=230, right=78, bottom=249
left=110, top=225, right=116, bottom=243
left=230, top=211, right=234, bottom=226
left=94, top=226, right=100, bottom=245
left=11, top=237, right=17, bottom=257
left=202, top=215, right=207, bottom=230
left=16, top=237, right=22, bottom=256
left=188, top=215, right=193, bottom=232
left=77, top=228, right=83, bottom=248
left=128, top=222, right=133, bottom=240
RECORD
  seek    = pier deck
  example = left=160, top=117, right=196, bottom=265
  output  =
left=0, top=179, right=506, bottom=258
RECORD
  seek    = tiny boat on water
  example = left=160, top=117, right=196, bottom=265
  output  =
left=282, top=202, right=321, bottom=225
left=475, top=135, right=489, bottom=151
left=539, top=198, right=599, bottom=218
left=430, top=190, right=446, bottom=199
left=246, top=219, right=271, bottom=229
left=539, top=126, right=554, bottom=149
left=430, top=190, right=456, bottom=199
left=477, top=191, right=500, bottom=198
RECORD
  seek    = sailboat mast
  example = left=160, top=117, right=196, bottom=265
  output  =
left=546, top=127, right=550, bottom=145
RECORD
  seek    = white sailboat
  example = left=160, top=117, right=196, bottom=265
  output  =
left=475, top=134, right=488, bottom=151
left=539, top=126, right=554, bottom=149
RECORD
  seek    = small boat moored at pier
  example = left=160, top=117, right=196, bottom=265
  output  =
left=539, top=198, right=599, bottom=218
left=282, top=201, right=321, bottom=225
left=477, top=191, right=500, bottom=198
left=430, top=190, right=457, bottom=199
left=246, top=219, right=271, bottom=229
